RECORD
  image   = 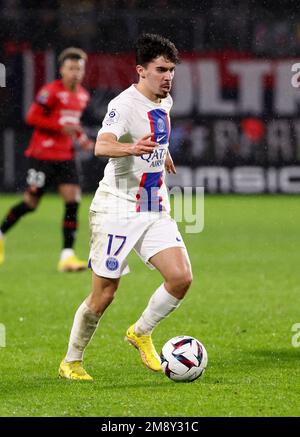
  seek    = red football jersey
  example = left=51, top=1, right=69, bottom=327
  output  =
left=25, top=79, right=90, bottom=161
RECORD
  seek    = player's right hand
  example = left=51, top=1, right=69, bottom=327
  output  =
left=62, top=124, right=82, bottom=136
left=130, top=133, right=158, bottom=156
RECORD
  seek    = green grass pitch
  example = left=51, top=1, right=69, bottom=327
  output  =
left=0, top=194, right=299, bottom=417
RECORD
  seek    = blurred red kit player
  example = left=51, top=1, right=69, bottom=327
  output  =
left=0, top=47, right=93, bottom=271
left=25, top=71, right=91, bottom=161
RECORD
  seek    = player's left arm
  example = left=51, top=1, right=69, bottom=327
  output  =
left=165, top=149, right=176, bottom=174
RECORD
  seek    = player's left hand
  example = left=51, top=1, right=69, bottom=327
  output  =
left=165, top=152, right=176, bottom=174
left=78, top=133, right=94, bottom=151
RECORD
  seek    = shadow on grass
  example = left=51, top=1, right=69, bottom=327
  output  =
left=247, top=348, right=300, bottom=362
left=210, top=347, right=300, bottom=370
left=0, top=376, right=173, bottom=394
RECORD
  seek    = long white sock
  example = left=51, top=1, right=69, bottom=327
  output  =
left=64, top=301, right=101, bottom=362
left=134, top=284, right=181, bottom=335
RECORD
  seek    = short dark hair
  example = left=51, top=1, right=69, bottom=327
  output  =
left=135, top=33, right=179, bottom=66
left=58, top=47, right=87, bottom=66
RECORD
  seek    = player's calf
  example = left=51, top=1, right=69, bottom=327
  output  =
left=0, top=201, right=36, bottom=235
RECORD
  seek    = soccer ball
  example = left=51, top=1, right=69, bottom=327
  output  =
left=160, top=335, right=208, bottom=382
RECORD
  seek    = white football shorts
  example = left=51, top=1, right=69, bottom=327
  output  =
left=88, top=206, right=186, bottom=279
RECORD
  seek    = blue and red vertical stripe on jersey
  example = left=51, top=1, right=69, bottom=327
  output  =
left=136, top=109, right=170, bottom=212
left=136, top=171, right=163, bottom=212
left=147, top=109, right=170, bottom=145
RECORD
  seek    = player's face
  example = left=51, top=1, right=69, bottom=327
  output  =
left=60, top=59, right=86, bottom=86
left=138, top=56, right=176, bottom=99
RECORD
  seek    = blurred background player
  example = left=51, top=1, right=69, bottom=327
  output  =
left=59, top=33, right=193, bottom=380
left=0, top=47, right=93, bottom=271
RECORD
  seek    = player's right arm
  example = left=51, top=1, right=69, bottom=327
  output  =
left=95, top=133, right=158, bottom=158
left=95, top=99, right=157, bottom=158
left=26, top=101, right=61, bottom=132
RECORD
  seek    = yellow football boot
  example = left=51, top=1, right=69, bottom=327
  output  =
left=57, top=255, right=87, bottom=272
left=58, top=360, right=93, bottom=381
left=125, top=324, right=161, bottom=372
left=0, top=238, right=5, bottom=265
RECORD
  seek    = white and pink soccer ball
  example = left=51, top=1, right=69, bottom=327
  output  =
left=160, top=335, right=208, bottom=382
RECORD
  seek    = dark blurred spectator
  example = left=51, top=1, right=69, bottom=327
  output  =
left=1, top=0, right=300, bottom=55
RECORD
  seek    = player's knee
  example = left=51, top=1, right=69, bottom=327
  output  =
left=167, top=269, right=193, bottom=295
left=62, top=189, right=81, bottom=204
left=185, top=270, right=193, bottom=288
left=24, top=192, right=40, bottom=210
left=179, top=271, right=193, bottom=293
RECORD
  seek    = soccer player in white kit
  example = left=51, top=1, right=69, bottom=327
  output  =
left=59, top=34, right=193, bottom=380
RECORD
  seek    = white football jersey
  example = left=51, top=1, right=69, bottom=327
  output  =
left=90, top=84, right=173, bottom=213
